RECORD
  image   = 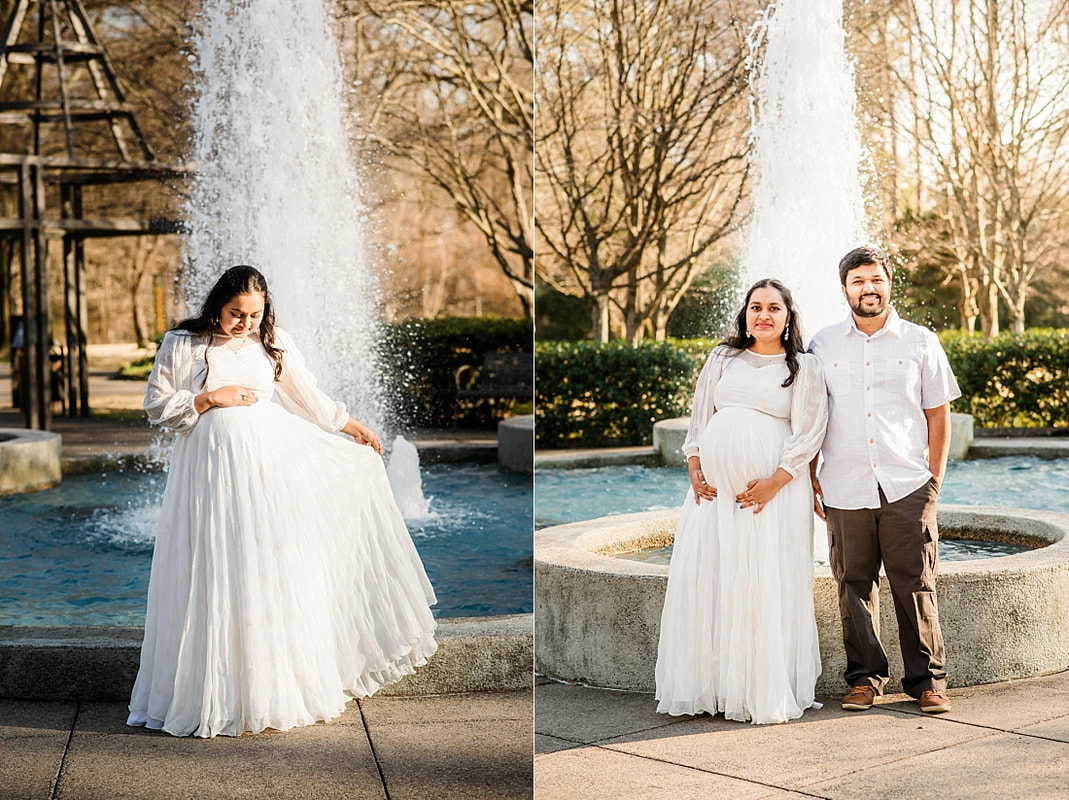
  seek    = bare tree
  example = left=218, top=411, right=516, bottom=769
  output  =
left=882, top=0, right=1069, bottom=336
left=535, top=0, right=750, bottom=343
left=338, top=0, right=534, bottom=315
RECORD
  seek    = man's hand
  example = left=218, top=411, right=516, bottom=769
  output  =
left=812, top=475, right=826, bottom=521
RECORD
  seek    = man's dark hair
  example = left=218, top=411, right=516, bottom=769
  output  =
left=838, top=246, right=893, bottom=286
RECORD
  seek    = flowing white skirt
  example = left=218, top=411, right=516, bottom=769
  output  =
left=127, top=401, right=438, bottom=738
left=655, top=406, right=820, bottom=724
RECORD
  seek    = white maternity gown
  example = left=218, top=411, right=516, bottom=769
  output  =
left=127, top=328, right=438, bottom=738
left=655, top=346, right=827, bottom=724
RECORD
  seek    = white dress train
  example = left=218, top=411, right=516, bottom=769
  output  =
left=127, top=328, right=438, bottom=738
left=655, top=346, right=827, bottom=724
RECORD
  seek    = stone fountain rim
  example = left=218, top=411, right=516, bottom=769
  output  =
left=0, top=427, right=62, bottom=443
left=0, top=613, right=533, bottom=700
left=0, top=427, right=63, bottom=496
left=535, top=504, right=1069, bottom=580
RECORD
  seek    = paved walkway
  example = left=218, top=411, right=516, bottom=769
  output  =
left=535, top=672, right=1069, bottom=799
left=3, top=690, right=532, bottom=800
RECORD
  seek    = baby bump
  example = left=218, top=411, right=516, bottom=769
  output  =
left=190, top=402, right=279, bottom=461
left=699, top=406, right=791, bottom=493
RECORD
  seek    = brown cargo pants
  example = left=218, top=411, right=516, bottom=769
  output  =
left=825, top=478, right=948, bottom=698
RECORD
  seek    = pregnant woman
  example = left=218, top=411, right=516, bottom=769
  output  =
left=127, top=265, right=438, bottom=738
left=655, top=278, right=828, bottom=724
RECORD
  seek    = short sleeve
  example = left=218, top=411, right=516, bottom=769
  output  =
left=143, top=331, right=199, bottom=434
left=776, top=353, right=829, bottom=478
left=920, top=331, right=962, bottom=409
left=274, top=328, right=349, bottom=432
left=682, top=346, right=731, bottom=460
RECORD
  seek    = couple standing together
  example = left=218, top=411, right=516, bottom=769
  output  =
left=656, top=245, right=961, bottom=724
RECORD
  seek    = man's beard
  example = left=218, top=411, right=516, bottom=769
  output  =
left=851, top=293, right=887, bottom=318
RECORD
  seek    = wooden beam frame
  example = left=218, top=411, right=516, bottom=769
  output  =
left=0, top=1, right=191, bottom=430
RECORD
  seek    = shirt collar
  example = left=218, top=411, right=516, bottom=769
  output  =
left=845, top=306, right=902, bottom=339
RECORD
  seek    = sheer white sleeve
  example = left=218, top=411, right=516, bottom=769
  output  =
left=143, top=331, right=199, bottom=434
left=274, top=328, right=349, bottom=432
left=681, top=347, right=730, bottom=461
left=777, top=352, right=829, bottom=478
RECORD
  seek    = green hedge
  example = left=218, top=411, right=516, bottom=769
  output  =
left=941, top=329, right=1069, bottom=428
left=536, top=330, right=1069, bottom=448
left=116, top=320, right=531, bottom=428
left=382, top=317, right=533, bottom=429
left=535, top=339, right=714, bottom=448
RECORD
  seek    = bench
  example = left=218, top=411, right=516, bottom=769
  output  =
left=454, top=351, right=533, bottom=426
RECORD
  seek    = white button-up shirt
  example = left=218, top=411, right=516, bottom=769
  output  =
left=809, top=307, right=961, bottom=509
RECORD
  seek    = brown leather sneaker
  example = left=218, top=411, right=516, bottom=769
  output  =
left=918, top=689, right=951, bottom=713
left=841, top=685, right=878, bottom=710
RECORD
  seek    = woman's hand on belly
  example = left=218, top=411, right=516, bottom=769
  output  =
left=736, top=467, right=792, bottom=514
left=194, top=385, right=258, bottom=413
left=688, top=456, right=718, bottom=504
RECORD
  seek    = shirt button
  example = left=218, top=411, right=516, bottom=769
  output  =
left=866, top=386, right=870, bottom=390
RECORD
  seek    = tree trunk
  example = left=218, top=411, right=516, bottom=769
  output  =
left=979, top=278, right=999, bottom=339
left=132, top=290, right=149, bottom=348
left=1007, top=296, right=1026, bottom=335
left=594, top=293, right=611, bottom=343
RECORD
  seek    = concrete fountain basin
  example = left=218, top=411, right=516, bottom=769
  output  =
left=535, top=505, right=1069, bottom=695
left=0, top=428, right=62, bottom=496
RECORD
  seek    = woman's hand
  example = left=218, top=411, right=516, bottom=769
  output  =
left=341, top=417, right=383, bottom=454
left=194, top=385, right=257, bottom=413
left=688, top=456, right=717, bottom=505
left=736, top=469, right=792, bottom=514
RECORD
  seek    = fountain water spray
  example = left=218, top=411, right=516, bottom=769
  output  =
left=743, top=0, right=871, bottom=340
left=385, top=436, right=434, bottom=521
left=183, top=0, right=385, bottom=429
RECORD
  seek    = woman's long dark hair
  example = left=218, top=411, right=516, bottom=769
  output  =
left=722, top=278, right=804, bottom=387
left=175, top=265, right=285, bottom=382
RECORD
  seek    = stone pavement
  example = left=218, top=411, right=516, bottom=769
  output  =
left=535, top=671, right=1069, bottom=799
left=2, top=690, right=532, bottom=800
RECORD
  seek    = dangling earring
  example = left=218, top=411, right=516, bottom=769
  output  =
left=746, top=329, right=752, bottom=338
left=782, top=324, right=790, bottom=341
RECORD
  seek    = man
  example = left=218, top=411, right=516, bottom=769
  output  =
left=809, top=246, right=960, bottom=714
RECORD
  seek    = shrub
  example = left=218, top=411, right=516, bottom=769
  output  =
left=535, top=329, right=1069, bottom=448
left=113, top=321, right=533, bottom=429
left=382, top=317, right=533, bottom=429
left=534, top=285, right=593, bottom=341
left=117, top=357, right=155, bottom=380
left=535, top=339, right=716, bottom=448
left=941, top=329, right=1069, bottom=428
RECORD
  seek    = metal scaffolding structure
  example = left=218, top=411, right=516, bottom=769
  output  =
left=0, top=0, right=188, bottom=429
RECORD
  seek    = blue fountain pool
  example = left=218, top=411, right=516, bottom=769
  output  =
left=535, top=456, right=1069, bottom=528
left=0, top=463, right=532, bottom=625
left=535, top=455, right=1069, bottom=561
